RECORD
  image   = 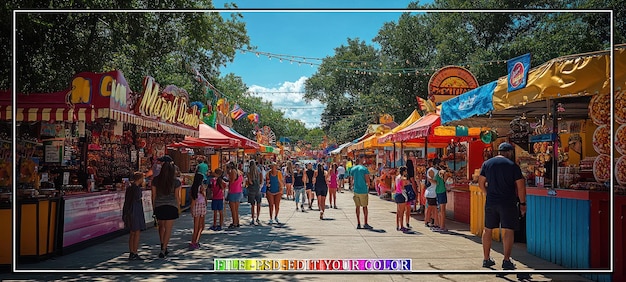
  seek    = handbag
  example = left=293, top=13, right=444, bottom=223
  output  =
left=404, top=184, right=416, bottom=201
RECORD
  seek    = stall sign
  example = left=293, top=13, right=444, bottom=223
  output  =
left=137, top=76, right=201, bottom=129
left=428, top=66, right=479, bottom=102
left=204, top=148, right=215, bottom=155
left=43, top=140, right=63, bottom=163
left=507, top=53, right=531, bottom=92
left=68, top=70, right=130, bottom=111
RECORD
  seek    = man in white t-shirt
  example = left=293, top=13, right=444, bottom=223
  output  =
left=337, top=163, right=346, bottom=193
left=425, top=159, right=440, bottom=229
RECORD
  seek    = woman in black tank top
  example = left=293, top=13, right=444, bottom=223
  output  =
left=304, top=163, right=315, bottom=210
left=293, top=165, right=305, bottom=211
left=313, top=164, right=328, bottom=219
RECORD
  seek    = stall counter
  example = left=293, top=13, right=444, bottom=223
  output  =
left=0, top=203, right=11, bottom=265
left=526, top=187, right=609, bottom=272
left=61, top=189, right=154, bottom=253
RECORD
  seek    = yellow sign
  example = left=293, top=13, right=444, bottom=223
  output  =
left=138, top=77, right=201, bottom=128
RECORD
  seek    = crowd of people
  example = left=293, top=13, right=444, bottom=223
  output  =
left=122, top=146, right=527, bottom=272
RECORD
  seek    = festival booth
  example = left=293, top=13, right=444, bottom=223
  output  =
left=388, top=111, right=483, bottom=224
left=12, top=70, right=201, bottom=261
left=0, top=94, right=11, bottom=267
left=215, top=123, right=264, bottom=169
left=442, top=48, right=625, bottom=280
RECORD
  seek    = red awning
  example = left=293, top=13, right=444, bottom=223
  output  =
left=198, top=123, right=241, bottom=148
left=170, top=136, right=237, bottom=149
left=216, top=124, right=261, bottom=150
left=392, top=113, right=441, bottom=142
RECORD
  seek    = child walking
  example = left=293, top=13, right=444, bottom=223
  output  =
left=210, top=168, right=226, bottom=231
left=189, top=171, right=206, bottom=250
left=122, top=172, right=146, bottom=261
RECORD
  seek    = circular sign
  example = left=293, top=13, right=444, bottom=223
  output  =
left=428, top=66, right=479, bottom=98
left=510, top=62, right=525, bottom=88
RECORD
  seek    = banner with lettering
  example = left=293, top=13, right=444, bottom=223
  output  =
left=507, top=53, right=531, bottom=92
left=440, top=81, right=497, bottom=124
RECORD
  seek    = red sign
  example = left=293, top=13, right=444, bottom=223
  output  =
left=510, top=62, right=525, bottom=88
left=68, top=70, right=131, bottom=111
left=428, top=66, right=479, bottom=98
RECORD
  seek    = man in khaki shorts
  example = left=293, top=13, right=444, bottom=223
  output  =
left=351, top=156, right=372, bottom=229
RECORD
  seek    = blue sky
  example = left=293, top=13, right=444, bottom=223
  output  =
left=211, top=0, right=425, bottom=128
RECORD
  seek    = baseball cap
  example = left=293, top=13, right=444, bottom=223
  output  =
left=498, top=142, right=514, bottom=151
left=157, top=155, right=173, bottom=162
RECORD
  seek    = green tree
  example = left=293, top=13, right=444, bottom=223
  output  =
left=3, top=0, right=250, bottom=94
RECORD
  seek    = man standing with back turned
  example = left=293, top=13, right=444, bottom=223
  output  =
left=478, top=142, right=526, bottom=270
left=351, top=156, right=372, bottom=229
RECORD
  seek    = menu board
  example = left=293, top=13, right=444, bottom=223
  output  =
left=44, top=144, right=62, bottom=163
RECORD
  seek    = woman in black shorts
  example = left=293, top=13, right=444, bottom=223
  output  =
left=313, top=163, right=328, bottom=219
left=304, top=163, right=315, bottom=210
left=151, top=156, right=180, bottom=258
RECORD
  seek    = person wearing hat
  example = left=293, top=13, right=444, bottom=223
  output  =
left=478, top=142, right=527, bottom=271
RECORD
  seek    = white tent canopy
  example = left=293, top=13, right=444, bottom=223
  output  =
left=330, top=142, right=352, bottom=155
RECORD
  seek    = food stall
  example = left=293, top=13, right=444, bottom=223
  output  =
left=0, top=95, right=12, bottom=267
left=443, top=47, right=625, bottom=280
left=13, top=70, right=201, bottom=258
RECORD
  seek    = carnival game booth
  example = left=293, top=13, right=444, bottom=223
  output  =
left=387, top=111, right=484, bottom=224
left=168, top=122, right=241, bottom=208
left=0, top=93, right=12, bottom=268
left=442, top=47, right=626, bottom=281
left=13, top=70, right=201, bottom=261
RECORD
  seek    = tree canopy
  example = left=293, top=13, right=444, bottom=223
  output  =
left=306, top=0, right=623, bottom=144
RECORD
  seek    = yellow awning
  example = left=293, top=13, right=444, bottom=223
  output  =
left=493, top=47, right=626, bottom=111
left=377, top=110, right=422, bottom=144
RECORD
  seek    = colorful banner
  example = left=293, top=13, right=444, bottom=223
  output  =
left=230, top=104, right=246, bottom=120
left=440, top=81, right=497, bottom=124
left=214, top=259, right=411, bottom=271
left=507, top=53, right=531, bottom=92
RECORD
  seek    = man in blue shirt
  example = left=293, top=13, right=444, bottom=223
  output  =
left=351, top=156, right=372, bottom=229
left=478, top=142, right=527, bottom=271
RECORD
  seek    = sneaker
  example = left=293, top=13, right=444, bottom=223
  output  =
left=482, top=258, right=496, bottom=268
left=250, top=219, right=255, bottom=226
left=334, top=205, right=337, bottom=209
left=406, top=224, right=411, bottom=229
left=268, top=219, right=274, bottom=225
left=400, top=227, right=409, bottom=232
left=256, top=219, right=261, bottom=225
left=216, top=226, right=222, bottom=231
left=363, top=224, right=373, bottom=229
left=128, top=253, right=143, bottom=261
left=274, top=218, right=281, bottom=224
left=227, top=224, right=237, bottom=229
left=356, top=224, right=363, bottom=229
left=296, top=207, right=299, bottom=211
left=502, top=260, right=516, bottom=270
left=158, top=251, right=166, bottom=258
left=300, top=205, right=304, bottom=210
left=209, top=225, right=216, bottom=231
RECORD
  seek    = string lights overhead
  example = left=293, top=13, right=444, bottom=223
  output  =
left=237, top=48, right=509, bottom=77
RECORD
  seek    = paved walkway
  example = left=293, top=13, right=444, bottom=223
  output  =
left=4, top=187, right=592, bottom=281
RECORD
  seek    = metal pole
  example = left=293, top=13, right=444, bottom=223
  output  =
left=552, top=100, right=558, bottom=189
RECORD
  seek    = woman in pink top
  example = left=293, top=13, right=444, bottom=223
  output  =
left=394, top=167, right=410, bottom=232
left=226, top=162, right=244, bottom=229
left=327, top=163, right=339, bottom=209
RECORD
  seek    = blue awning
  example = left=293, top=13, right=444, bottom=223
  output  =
left=441, top=81, right=497, bottom=124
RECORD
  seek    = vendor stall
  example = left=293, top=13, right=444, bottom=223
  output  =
left=442, top=47, right=625, bottom=280
left=0, top=95, right=11, bottom=267
left=13, top=70, right=202, bottom=258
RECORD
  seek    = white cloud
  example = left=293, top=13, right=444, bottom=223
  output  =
left=248, top=76, right=324, bottom=129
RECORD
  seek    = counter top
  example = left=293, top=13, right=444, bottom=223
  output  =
left=527, top=187, right=609, bottom=201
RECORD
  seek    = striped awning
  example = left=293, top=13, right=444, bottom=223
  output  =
left=17, top=107, right=96, bottom=123
left=0, top=105, right=11, bottom=121
left=16, top=106, right=198, bottom=137
left=98, top=109, right=199, bottom=137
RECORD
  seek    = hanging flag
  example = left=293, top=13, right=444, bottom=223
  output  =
left=507, top=53, right=531, bottom=92
left=416, top=97, right=436, bottom=112
left=230, top=104, right=246, bottom=120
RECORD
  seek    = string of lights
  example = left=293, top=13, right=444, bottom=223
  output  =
left=237, top=48, right=509, bottom=76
